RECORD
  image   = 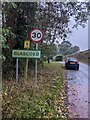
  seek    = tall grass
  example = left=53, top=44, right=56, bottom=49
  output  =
left=3, top=63, right=67, bottom=119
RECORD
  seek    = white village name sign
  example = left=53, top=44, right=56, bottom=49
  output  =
left=12, top=50, right=41, bottom=58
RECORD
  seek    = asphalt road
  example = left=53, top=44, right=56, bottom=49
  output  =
left=67, top=62, right=89, bottom=118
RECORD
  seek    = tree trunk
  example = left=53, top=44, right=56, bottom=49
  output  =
left=47, top=57, right=50, bottom=63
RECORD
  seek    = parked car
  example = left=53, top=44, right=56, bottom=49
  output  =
left=65, top=57, right=79, bottom=70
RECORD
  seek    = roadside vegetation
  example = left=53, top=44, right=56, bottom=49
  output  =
left=3, top=63, right=67, bottom=119
left=70, top=49, right=90, bottom=65
left=1, top=2, right=90, bottom=120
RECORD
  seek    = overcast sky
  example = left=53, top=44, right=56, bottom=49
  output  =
left=69, top=24, right=88, bottom=51
left=57, top=22, right=88, bottom=51
left=67, top=16, right=88, bottom=51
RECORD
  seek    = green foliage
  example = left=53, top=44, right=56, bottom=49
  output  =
left=71, top=49, right=90, bottom=64
left=58, top=40, right=72, bottom=55
left=2, top=28, right=15, bottom=40
left=3, top=2, right=17, bottom=9
left=2, top=27, right=16, bottom=62
left=0, top=27, right=16, bottom=61
left=71, top=45, right=80, bottom=53
left=2, top=2, right=38, bottom=75
left=39, top=2, right=90, bottom=43
left=66, top=48, right=72, bottom=55
left=0, top=34, right=6, bottom=48
left=3, top=63, right=67, bottom=119
left=58, top=40, right=80, bottom=55
left=2, top=2, right=89, bottom=78
left=40, top=43, right=58, bottom=58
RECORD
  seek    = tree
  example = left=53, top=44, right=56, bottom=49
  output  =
left=1, top=2, right=90, bottom=76
left=39, top=43, right=58, bottom=63
left=2, top=2, right=38, bottom=48
left=58, top=40, right=80, bottom=55
left=71, top=45, right=80, bottom=53
left=58, top=40, right=72, bottom=55
left=2, top=3, right=17, bottom=56
left=2, top=2, right=38, bottom=78
left=36, top=2, right=90, bottom=59
left=38, top=2, right=90, bottom=43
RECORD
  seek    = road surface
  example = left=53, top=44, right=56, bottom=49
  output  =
left=66, top=62, right=89, bottom=118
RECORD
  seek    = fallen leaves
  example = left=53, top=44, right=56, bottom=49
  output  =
left=3, top=63, right=68, bottom=119
left=4, top=92, right=7, bottom=96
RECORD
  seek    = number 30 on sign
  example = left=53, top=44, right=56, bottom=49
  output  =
left=30, top=28, right=44, bottom=43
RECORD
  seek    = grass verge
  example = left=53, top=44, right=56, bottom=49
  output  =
left=3, top=63, right=67, bottom=119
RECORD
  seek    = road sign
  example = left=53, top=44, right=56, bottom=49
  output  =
left=30, top=28, right=44, bottom=43
left=24, top=41, right=30, bottom=49
left=12, top=50, right=41, bottom=58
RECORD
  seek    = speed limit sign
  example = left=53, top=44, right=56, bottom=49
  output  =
left=30, top=28, right=44, bottom=43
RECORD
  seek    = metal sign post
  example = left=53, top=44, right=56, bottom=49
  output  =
left=30, top=28, right=44, bottom=82
left=12, top=49, right=41, bottom=82
left=13, top=28, right=44, bottom=82
left=24, top=41, right=30, bottom=80
left=25, top=58, right=29, bottom=80
left=16, top=58, right=18, bottom=82
left=35, top=43, right=38, bottom=81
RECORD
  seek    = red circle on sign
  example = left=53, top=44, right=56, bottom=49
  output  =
left=30, top=28, right=44, bottom=43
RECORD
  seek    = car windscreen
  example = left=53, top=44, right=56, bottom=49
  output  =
left=68, top=58, right=77, bottom=62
